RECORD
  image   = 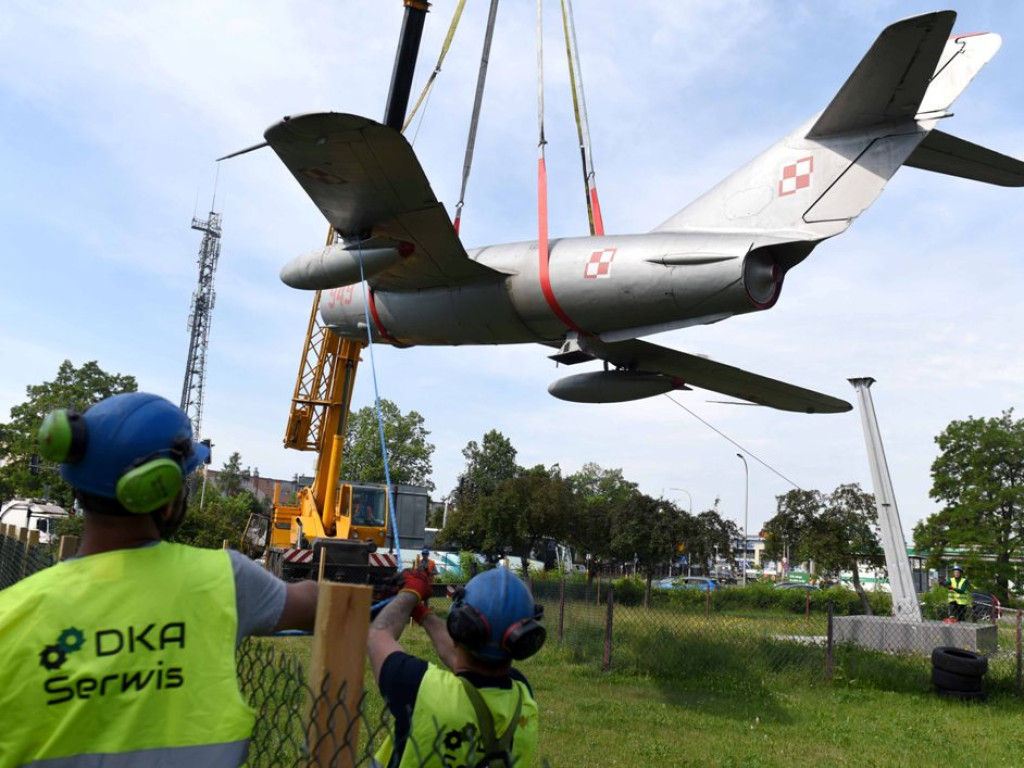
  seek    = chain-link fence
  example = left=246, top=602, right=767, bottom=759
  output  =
left=533, top=576, right=1024, bottom=699
left=6, top=527, right=1024, bottom=763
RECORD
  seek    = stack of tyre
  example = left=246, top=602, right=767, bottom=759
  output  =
left=931, top=646, right=987, bottom=701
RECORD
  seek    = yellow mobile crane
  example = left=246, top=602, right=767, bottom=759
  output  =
left=263, top=243, right=400, bottom=585
left=261, top=1, right=432, bottom=587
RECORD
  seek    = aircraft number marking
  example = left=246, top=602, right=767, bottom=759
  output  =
left=324, top=285, right=355, bottom=309
left=584, top=248, right=616, bottom=279
left=778, top=156, right=814, bottom=196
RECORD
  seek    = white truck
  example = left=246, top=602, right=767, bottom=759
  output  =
left=0, top=498, right=69, bottom=544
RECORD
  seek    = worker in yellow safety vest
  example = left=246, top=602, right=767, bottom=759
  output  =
left=0, top=392, right=319, bottom=767
left=368, top=566, right=544, bottom=767
left=941, top=565, right=972, bottom=622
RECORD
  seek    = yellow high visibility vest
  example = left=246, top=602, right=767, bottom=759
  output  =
left=376, top=664, right=539, bottom=768
left=948, top=576, right=971, bottom=606
left=0, top=542, right=254, bottom=766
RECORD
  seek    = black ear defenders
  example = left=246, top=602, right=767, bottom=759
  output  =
left=39, top=410, right=189, bottom=515
left=447, top=587, right=547, bottom=661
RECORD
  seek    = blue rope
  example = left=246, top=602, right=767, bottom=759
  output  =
left=355, top=240, right=403, bottom=562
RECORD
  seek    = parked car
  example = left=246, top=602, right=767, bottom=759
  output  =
left=656, top=576, right=718, bottom=591
left=775, top=582, right=820, bottom=591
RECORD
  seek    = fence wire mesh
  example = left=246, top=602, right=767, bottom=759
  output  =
left=6, top=528, right=1024, bottom=763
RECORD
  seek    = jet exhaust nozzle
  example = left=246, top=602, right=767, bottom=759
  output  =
left=281, top=244, right=402, bottom=290
left=548, top=370, right=688, bottom=404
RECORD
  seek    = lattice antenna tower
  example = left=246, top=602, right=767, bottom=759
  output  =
left=180, top=208, right=222, bottom=438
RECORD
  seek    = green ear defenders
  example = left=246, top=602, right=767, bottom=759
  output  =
left=39, top=409, right=187, bottom=514
left=39, top=409, right=88, bottom=464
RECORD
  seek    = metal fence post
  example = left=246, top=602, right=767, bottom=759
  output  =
left=705, top=585, right=710, bottom=618
left=826, top=600, right=835, bottom=683
left=1016, top=609, right=1022, bottom=697
left=308, top=583, right=371, bottom=768
left=558, top=577, right=565, bottom=644
left=805, top=590, right=811, bottom=622
left=596, top=576, right=601, bottom=606
left=602, top=585, right=614, bottom=672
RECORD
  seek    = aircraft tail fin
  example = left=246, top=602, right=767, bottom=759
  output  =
left=655, top=12, right=1021, bottom=239
left=808, top=11, right=955, bottom=138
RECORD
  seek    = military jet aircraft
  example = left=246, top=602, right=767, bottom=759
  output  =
left=262, top=11, right=1023, bottom=414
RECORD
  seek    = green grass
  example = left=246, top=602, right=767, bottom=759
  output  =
left=243, top=604, right=1024, bottom=767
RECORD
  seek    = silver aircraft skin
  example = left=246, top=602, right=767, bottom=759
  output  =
left=263, top=11, right=1024, bottom=414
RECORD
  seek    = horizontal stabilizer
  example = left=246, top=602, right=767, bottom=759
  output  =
left=265, top=112, right=503, bottom=291
left=808, top=11, right=955, bottom=138
left=575, top=337, right=851, bottom=414
left=904, top=129, right=1024, bottom=186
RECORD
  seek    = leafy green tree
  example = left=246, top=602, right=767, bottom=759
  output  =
left=172, top=485, right=255, bottom=550
left=217, top=452, right=249, bottom=497
left=683, top=504, right=739, bottom=577
left=761, top=489, right=825, bottom=571
left=566, top=463, right=638, bottom=575
left=343, top=399, right=435, bottom=491
left=439, top=430, right=520, bottom=551
left=805, top=484, right=881, bottom=613
left=473, top=464, right=577, bottom=575
left=608, top=494, right=686, bottom=602
left=915, top=410, right=1024, bottom=600
left=0, top=360, right=136, bottom=507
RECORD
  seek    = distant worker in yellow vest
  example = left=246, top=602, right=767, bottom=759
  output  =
left=368, top=566, right=544, bottom=767
left=941, top=564, right=972, bottom=621
left=0, top=392, right=319, bottom=767
left=415, top=546, right=438, bottom=577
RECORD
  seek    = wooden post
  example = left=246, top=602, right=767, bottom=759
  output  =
left=317, top=548, right=327, bottom=582
left=21, top=529, right=39, bottom=579
left=602, top=585, right=614, bottom=671
left=57, top=536, right=79, bottom=562
left=222, top=539, right=231, bottom=549
left=705, top=585, right=711, bottom=618
left=308, top=583, right=372, bottom=768
left=805, top=590, right=811, bottom=621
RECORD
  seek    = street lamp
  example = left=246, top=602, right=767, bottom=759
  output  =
left=736, top=453, right=748, bottom=587
left=669, top=487, right=693, bottom=513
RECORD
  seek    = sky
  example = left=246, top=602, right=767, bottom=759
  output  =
left=2, top=1, right=1022, bottom=542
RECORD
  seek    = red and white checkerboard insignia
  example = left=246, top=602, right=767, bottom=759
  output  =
left=283, top=549, right=314, bottom=564
left=778, top=156, right=814, bottom=196
left=584, top=248, right=616, bottom=279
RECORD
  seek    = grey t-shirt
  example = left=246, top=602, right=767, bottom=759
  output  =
left=227, top=549, right=288, bottom=645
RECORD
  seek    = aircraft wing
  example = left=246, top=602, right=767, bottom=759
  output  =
left=578, top=337, right=852, bottom=414
left=264, top=112, right=503, bottom=291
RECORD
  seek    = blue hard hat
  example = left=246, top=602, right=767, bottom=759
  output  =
left=461, top=567, right=537, bottom=662
left=421, top=547, right=430, bottom=555
left=60, top=392, right=209, bottom=500
left=952, top=564, right=963, bottom=572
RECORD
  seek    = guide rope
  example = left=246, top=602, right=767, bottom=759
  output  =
left=355, top=239, right=403, bottom=558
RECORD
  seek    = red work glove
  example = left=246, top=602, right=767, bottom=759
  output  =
left=399, top=568, right=433, bottom=604
left=410, top=603, right=432, bottom=624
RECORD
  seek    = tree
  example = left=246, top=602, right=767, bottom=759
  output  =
left=439, top=430, right=520, bottom=551
left=566, top=463, right=638, bottom=574
left=217, top=452, right=249, bottom=497
left=472, top=465, right=577, bottom=575
left=761, top=489, right=825, bottom=570
left=683, top=504, right=739, bottom=577
left=343, top=399, right=435, bottom=491
left=806, top=484, right=881, bottom=613
left=915, top=410, right=1024, bottom=600
left=608, top=494, right=686, bottom=602
left=173, top=485, right=255, bottom=550
left=0, top=360, right=137, bottom=508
